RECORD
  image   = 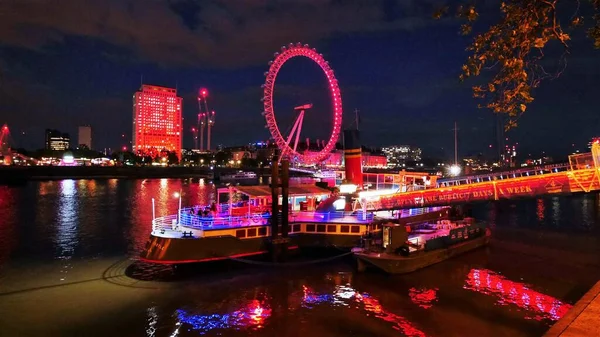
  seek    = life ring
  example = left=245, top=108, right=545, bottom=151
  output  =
left=251, top=214, right=262, bottom=223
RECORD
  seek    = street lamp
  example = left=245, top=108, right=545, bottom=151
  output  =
left=449, top=164, right=461, bottom=176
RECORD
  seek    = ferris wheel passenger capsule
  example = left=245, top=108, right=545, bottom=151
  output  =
left=268, top=61, right=273, bottom=65
left=304, top=44, right=309, bottom=48
left=273, top=52, right=279, bottom=57
left=263, top=71, right=269, bottom=76
left=288, top=43, right=294, bottom=47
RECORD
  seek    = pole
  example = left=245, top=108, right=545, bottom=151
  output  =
left=228, top=186, right=233, bottom=217
left=198, top=97, right=205, bottom=151
left=178, top=191, right=182, bottom=224
left=203, top=99, right=211, bottom=151
left=152, top=198, right=155, bottom=220
left=271, top=156, right=280, bottom=238
left=281, top=159, right=289, bottom=239
left=454, top=121, right=458, bottom=165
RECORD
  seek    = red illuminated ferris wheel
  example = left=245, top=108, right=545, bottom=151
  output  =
left=262, top=43, right=342, bottom=165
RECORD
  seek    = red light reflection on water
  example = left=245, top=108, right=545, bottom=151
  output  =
left=302, top=285, right=427, bottom=337
left=537, top=199, right=545, bottom=221
left=408, top=288, right=438, bottom=309
left=464, top=269, right=572, bottom=321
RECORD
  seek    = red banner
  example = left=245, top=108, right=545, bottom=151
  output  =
left=378, top=169, right=600, bottom=210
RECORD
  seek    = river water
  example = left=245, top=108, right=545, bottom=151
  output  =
left=1, top=178, right=600, bottom=337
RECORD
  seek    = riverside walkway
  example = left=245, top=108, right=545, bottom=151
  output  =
left=544, top=281, right=600, bottom=337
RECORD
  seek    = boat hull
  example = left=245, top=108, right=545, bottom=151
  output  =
left=354, top=234, right=490, bottom=274
left=139, top=232, right=362, bottom=264
left=140, top=235, right=275, bottom=264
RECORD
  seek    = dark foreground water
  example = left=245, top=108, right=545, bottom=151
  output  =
left=1, top=178, right=600, bottom=337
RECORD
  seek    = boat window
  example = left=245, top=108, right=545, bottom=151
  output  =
left=258, top=227, right=267, bottom=236
left=236, top=229, right=246, bottom=238
left=247, top=228, right=257, bottom=237
left=306, top=224, right=316, bottom=232
left=350, top=226, right=360, bottom=233
left=327, top=225, right=337, bottom=233
left=317, top=224, right=326, bottom=233
left=340, top=225, right=350, bottom=233
left=293, top=224, right=301, bottom=232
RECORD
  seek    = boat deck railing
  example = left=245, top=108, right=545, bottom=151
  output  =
left=151, top=207, right=378, bottom=238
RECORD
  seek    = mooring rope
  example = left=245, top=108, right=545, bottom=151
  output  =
left=229, top=251, right=353, bottom=267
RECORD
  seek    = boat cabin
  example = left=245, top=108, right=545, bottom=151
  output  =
left=216, top=184, right=331, bottom=216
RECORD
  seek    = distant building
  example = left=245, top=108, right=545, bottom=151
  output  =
left=78, top=125, right=92, bottom=149
left=45, top=129, right=70, bottom=151
left=501, top=142, right=518, bottom=168
left=382, top=145, right=422, bottom=168
left=132, top=84, right=182, bottom=159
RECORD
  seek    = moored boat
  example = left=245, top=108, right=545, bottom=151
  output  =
left=352, top=216, right=491, bottom=274
left=219, top=171, right=257, bottom=182
left=139, top=184, right=451, bottom=264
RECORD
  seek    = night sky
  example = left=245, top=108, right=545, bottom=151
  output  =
left=0, top=0, right=599, bottom=159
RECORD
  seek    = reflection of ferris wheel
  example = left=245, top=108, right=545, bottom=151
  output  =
left=262, top=43, right=343, bottom=165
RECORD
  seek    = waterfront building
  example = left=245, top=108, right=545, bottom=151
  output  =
left=132, top=84, right=182, bottom=159
left=78, top=125, right=92, bottom=149
left=45, top=129, right=70, bottom=151
left=382, top=145, right=422, bottom=168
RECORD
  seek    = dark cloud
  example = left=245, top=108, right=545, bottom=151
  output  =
left=0, top=0, right=448, bottom=68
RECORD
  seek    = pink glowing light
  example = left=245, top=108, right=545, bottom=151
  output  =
left=302, top=285, right=427, bottom=337
left=408, top=288, right=438, bottom=309
left=262, top=43, right=343, bottom=165
left=464, top=269, right=572, bottom=321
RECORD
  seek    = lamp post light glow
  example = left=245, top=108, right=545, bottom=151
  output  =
left=339, top=182, right=358, bottom=194
left=449, top=164, right=461, bottom=177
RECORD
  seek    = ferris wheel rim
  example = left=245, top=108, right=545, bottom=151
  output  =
left=262, top=43, right=343, bottom=165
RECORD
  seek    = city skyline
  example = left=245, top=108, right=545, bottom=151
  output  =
left=1, top=1, right=599, bottom=159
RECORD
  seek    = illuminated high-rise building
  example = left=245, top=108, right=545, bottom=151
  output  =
left=78, top=125, right=92, bottom=149
left=132, top=84, right=182, bottom=159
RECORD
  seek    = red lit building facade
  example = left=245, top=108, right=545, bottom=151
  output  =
left=304, top=150, right=387, bottom=169
left=132, top=85, right=182, bottom=159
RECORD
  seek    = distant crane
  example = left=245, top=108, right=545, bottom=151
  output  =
left=0, top=124, right=10, bottom=155
left=197, top=88, right=216, bottom=151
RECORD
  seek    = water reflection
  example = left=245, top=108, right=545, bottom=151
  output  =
left=0, top=186, right=17, bottom=264
left=146, top=306, right=158, bottom=337
left=56, top=180, right=78, bottom=260
left=536, top=199, right=545, bottom=222
left=408, top=288, right=438, bottom=309
left=464, top=269, right=572, bottom=321
left=176, top=299, right=271, bottom=334
left=551, top=197, right=561, bottom=226
left=174, top=274, right=426, bottom=336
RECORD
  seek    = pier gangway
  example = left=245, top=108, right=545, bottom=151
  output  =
left=359, top=144, right=600, bottom=211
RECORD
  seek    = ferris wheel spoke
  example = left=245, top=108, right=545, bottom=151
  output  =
left=283, top=109, right=304, bottom=153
